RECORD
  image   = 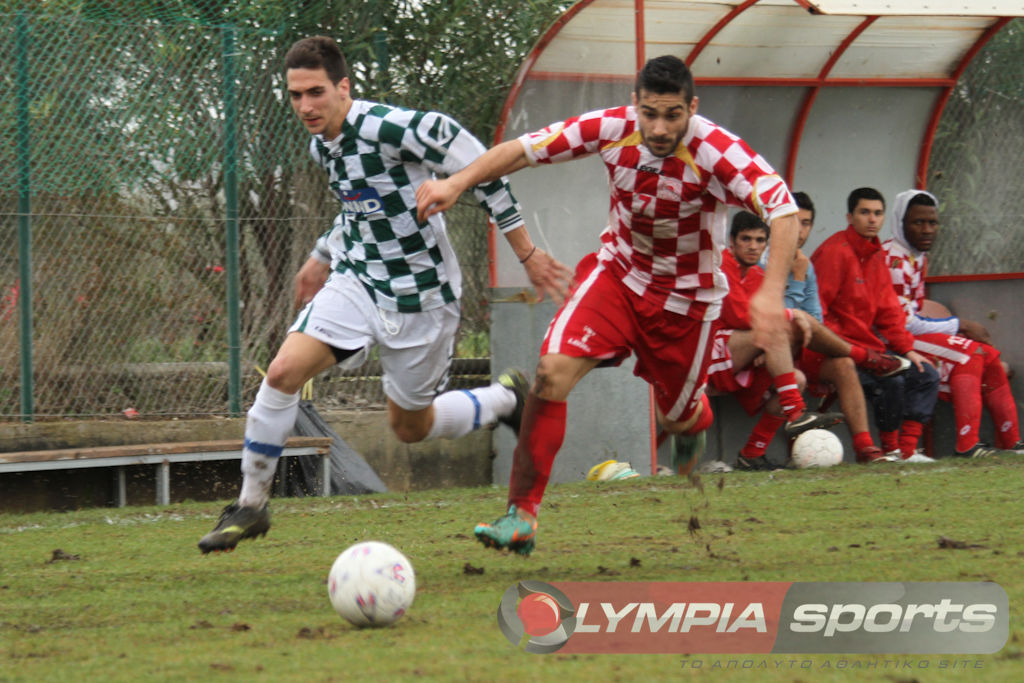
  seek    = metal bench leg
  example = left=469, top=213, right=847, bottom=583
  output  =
left=276, top=457, right=287, bottom=497
left=321, top=454, right=331, bottom=496
left=156, top=461, right=170, bottom=506
left=116, top=467, right=127, bottom=507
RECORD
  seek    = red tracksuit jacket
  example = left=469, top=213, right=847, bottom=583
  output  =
left=811, top=226, right=914, bottom=354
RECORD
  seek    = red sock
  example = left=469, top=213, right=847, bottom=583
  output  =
left=848, top=345, right=867, bottom=364
left=742, top=413, right=786, bottom=458
left=981, top=348, right=1020, bottom=448
left=682, top=393, right=714, bottom=435
left=508, top=396, right=566, bottom=518
left=950, top=356, right=984, bottom=452
left=880, top=429, right=899, bottom=453
left=899, top=420, right=924, bottom=457
left=773, top=372, right=805, bottom=421
left=853, top=431, right=874, bottom=453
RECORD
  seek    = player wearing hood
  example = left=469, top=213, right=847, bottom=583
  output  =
left=883, top=190, right=1023, bottom=458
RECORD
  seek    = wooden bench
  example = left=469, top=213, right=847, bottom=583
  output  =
left=0, top=436, right=333, bottom=507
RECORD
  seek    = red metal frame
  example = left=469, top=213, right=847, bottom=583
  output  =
left=488, top=0, right=597, bottom=288
left=525, top=73, right=956, bottom=89
left=926, top=272, right=1024, bottom=284
left=635, top=0, right=646, bottom=70
left=685, top=0, right=760, bottom=66
left=783, top=15, right=876, bottom=185
left=915, top=17, right=1011, bottom=189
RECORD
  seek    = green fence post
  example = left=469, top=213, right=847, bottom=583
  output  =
left=222, top=26, right=242, bottom=415
left=16, top=11, right=34, bottom=422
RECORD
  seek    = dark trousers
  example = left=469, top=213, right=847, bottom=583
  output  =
left=858, top=362, right=940, bottom=432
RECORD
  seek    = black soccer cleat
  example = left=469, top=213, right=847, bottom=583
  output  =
left=783, top=411, right=845, bottom=439
left=198, top=503, right=271, bottom=554
left=954, top=442, right=1016, bottom=459
left=735, top=453, right=785, bottom=471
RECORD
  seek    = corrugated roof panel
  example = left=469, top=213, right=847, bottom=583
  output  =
left=526, top=0, right=1013, bottom=81
left=808, top=0, right=1024, bottom=16
left=644, top=0, right=736, bottom=57
left=689, top=5, right=864, bottom=78
left=532, top=0, right=638, bottom=75
left=830, top=15, right=992, bottom=79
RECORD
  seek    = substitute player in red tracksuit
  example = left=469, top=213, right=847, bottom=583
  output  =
left=883, top=189, right=1023, bottom=458
left=417, top=56, right=801, bottom=555
left=809, top=188, right=939, bottom=462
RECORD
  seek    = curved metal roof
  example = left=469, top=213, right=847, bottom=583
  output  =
left=498, top=0, right=1018, bottom=189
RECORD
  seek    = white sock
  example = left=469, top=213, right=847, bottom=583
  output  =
left=238, top=380, right=299, bottom=508
left=426, top=382, right=517, bottom=440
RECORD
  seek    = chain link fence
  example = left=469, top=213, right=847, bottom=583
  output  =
left=0, top=9, right=492, bottom=419
left=926, top=18, right=1024, bottom=276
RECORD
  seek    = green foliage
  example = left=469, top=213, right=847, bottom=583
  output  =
left=0, top=1, right=572, bottom=416
left=1, top=458, right=1023, bottom=679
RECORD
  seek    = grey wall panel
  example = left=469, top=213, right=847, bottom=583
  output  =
left=490, top=291, right=655, bottom=486
left=792, top=87, right=941, bottom=255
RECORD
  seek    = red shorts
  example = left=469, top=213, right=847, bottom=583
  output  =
left=540, top=254, right=715, bottom=423
left=913, top=333, right=989, bottom=399
left=707, top=328, right=774, bottom=415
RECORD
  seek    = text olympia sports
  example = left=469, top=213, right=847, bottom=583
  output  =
left=499, top=581, right=1008, bottom=655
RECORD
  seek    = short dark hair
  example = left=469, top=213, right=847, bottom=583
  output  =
left=847, top=187, right=885, bottom=214
left=285, top=36, right=349, bottom=84
left=731, top=211, right=768, bottom=240
left=905, top=192, right=937, bottom=217
left=636, top=55, right=695, bottom=104
left=792, top=191, right=814, bottom=222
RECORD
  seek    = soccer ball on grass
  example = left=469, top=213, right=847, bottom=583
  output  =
left=790, top=429, right=844, bottom=468
left=328, top=541, right=416, bottom=627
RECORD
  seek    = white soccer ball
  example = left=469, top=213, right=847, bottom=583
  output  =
left=790, top=429, right=844, bottom=468
left=328, top=541, right=416, bottom=627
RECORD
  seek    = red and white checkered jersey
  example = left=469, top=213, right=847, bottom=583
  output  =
left=882, top=239, right=958, bottom=336
left=518, top=107, right=796, bottom=320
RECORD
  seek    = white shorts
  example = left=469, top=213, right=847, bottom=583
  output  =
left=289, top=272, right=460, bottom=411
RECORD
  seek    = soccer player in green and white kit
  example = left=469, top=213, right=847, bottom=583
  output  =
left=199, top=36, right=570, bottom=553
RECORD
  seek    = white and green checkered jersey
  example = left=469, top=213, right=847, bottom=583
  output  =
left=309, top=99, right=525, bottom=313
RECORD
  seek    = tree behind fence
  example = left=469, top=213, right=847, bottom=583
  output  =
left=0, top=2, right=572, bottom=419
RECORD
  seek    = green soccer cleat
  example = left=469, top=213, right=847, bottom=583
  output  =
left=496, top=368, right=529, bottom=436
left=474, top=505, right=537, bottom=556
left=198, top=503, right=271, bottom=554
left=671, top=431, right=706, bottom=476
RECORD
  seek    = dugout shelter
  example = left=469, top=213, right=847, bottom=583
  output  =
left=489, top=0, right=1024, bottom=482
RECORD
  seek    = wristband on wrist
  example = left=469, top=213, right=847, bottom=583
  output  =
left=519, top=246, right=537, bottom=263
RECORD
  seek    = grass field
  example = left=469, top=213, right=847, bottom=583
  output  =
left=1, top=456, right=1022, bottom=682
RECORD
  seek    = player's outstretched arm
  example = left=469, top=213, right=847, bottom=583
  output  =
left=750, top=212, right=799, bottom=353
left=502, top=226, right=572, bottom=304
left=416, top=140, right=530, bottom=222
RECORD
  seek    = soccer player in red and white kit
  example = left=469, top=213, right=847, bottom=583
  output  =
left=883, top=189, right=1023, bottom=458
left=417, top=56, right=800, bottom=555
